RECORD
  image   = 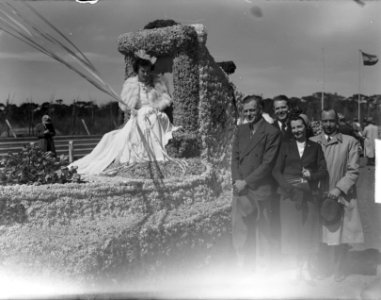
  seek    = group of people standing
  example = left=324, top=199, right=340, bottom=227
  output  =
left=231, top=94, right=366, bottom=282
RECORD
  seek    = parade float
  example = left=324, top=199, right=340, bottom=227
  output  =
left=0, top=24, right=239, bottom=283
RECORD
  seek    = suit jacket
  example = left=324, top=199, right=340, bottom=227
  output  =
left=272, top=138, right=328, bottom=194
left=273, top=119, right=293, bottom=141
left=232, top=118, right=281, bottom=191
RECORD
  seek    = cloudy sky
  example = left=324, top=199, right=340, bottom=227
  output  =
left=0, top=0, right=380, bottom=105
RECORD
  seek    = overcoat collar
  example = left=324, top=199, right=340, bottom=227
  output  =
left=317, top=132, right=343, bottom=146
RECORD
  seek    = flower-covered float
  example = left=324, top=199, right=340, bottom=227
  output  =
left=0, top=24, right=239, bottom=284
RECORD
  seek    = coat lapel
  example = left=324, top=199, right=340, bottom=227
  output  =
left=301, top=140, right=313, bottom=161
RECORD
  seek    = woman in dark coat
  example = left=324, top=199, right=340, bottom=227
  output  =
left=35, top=114, right=56, bottom=156
left=272, top=113, right=327, bottom=280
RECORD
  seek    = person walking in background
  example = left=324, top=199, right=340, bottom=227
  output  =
left=311, top=109, right=364, bottom=281
left=35, top=114, right=56, bottom=156
left=362, top=117, right=378, bottom=166
left=272, top=113, right=327, bottom=281
left=231, top=95, right=281, bottom=272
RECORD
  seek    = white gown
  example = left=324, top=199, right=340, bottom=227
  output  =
left=68, top=75, right=174, bottom=175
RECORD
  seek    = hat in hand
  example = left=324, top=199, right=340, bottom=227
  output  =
left=320, top=196, right=343, bottom=225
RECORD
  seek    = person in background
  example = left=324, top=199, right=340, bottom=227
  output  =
left=311, top=109, right=364, bottom=281
left=338, top=113, right=359, bottom=140
left=35, top=114, right=56, bottom=156
left=272, top=113, right=327, bottom=281
left=352, top=118, right=363, bottom=137
left=362, top=117, right=378, bottom=166
left=231, top=95, right=281, bottom=272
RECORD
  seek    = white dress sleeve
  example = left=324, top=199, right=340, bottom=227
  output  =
left=120, top=76, right=140, bottom=112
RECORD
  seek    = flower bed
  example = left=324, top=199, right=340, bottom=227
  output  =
left=0, top=159, right=232, bottom=283
left=105, top=158, right=205, bottom=179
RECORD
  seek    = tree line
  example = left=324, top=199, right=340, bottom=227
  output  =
left=0, top=99, right=122, bottom=137
left=1, top=92, right=380, bottom=137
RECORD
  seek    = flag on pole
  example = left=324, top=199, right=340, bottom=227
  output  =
left=361, top=51, right=379, bottom=66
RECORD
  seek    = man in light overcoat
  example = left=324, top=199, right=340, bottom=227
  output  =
left=311, top=109, right=364, bottom=280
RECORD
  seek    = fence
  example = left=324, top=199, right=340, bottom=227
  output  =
left=0, top=135, right=102, bottom=161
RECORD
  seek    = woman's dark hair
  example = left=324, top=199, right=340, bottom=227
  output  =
left=289, top=112, right=313, bottom=138
left=133, top=57, right=155, bottom=73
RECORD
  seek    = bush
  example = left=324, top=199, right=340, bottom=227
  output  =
left=0, top=144, right=82, bottom=185
left=144, top=19, right=179, bottom=30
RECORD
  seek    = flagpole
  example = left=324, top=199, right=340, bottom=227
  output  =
left=321, top=47, right=325, bottom=111
left=358, top=50, right=361, bottom=122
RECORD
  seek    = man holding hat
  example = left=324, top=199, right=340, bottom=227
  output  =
left=231, top=95, right=281, bottom=272
left=311, top=109, right=363, bottom=281
left=35, top=115, right=56, bottom=156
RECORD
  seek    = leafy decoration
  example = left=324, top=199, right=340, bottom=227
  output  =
left=0, top=144, right=81, bottom=185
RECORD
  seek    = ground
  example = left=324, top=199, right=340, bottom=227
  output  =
left=0, top=158, right=379, bottom=300
left=75, top=158, right=381, bottom=300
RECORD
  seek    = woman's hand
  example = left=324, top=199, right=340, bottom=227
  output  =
left=130, top=109, right=138, bottom=117
left=302, top=167, right=311, bottom=179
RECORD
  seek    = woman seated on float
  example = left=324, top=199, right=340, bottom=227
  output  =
left=69, top=50, right=178, bottom=175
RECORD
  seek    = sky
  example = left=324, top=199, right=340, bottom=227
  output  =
left=0, top=0, right=380, bottom=105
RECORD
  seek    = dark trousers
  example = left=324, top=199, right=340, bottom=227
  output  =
left=232, top=186, right=273, bottom=270
left=270, top=192, right=281, bottom=258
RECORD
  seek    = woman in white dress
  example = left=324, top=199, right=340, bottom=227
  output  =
left=68, top=50, right=176, bottom=175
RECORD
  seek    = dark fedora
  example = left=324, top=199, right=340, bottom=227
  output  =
left=320, top=197, right=343, bottom=225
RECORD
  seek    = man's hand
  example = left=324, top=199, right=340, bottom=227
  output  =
left=44, top=129, right=50, bottom=134
left=234, top=179, right=247, bottom=193
left=328, top=187, right=342, bottom=200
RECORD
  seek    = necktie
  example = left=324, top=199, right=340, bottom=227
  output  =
left=327, top=136, right=331, bottom=142
left=281, top=122, right=287, bottom=132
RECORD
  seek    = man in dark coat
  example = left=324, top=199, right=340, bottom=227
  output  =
left=35, top=115, right=56, bottom=156
left=231, top=95, right=281, bottom=271
left=270, top=95, right=293, bottom=261
left=272, top=95, right=293, bottom=140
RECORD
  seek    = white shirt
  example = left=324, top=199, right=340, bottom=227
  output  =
left=296, top=140, right=306, bottom=157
